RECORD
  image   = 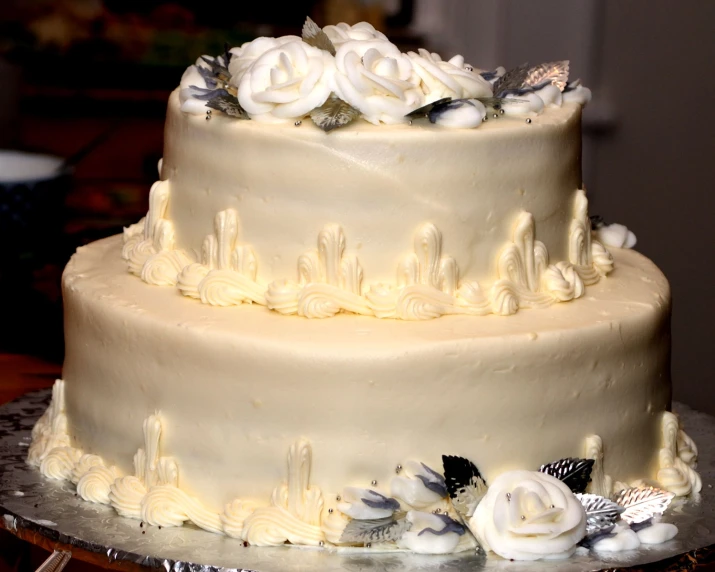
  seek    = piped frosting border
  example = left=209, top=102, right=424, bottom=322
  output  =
left=122, top=187, right=614, bottom=320
left=28, top=380, right=700, bottom=556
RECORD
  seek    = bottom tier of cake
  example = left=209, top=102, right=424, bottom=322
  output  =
left=27, top=235, right=701, bottom=554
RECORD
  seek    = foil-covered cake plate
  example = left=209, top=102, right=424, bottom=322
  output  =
left=1, top=390, right=714, bottom=571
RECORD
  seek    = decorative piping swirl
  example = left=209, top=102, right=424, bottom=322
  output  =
left=177, top=263, right=210, bottom=299
left=71, top=454, right=105, bottom=484
left=78, top=465, right=120, bottom=505
left=141, top=484, right=224, bottom=533
left=125, top=189, right=614, bottom=321
left=583, top=435, right=612, bottom=498
left=657, top=412, right=702, bottom=496
left=222, top=499, right=260, bottom=538
left=241, top=506, right=325, bottom=546
left=141, top=250, right=193, bottom=287
left=40, top=447, right=82, bottom=480
left=265, top=280, right=302, bottom=314
left=27, top=380, right=70, bottom=466
left=199, top=269, right=267, bottom=306
left=109, top=476, right=147, bottom=519
left=591, top=241, right=614, bottom=276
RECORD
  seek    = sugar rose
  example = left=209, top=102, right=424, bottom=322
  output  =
left=236, top=40, right=335, bottom=123
left=333, top=39, right=424, bottom=125
left=469, top=470, right=586, bottom=561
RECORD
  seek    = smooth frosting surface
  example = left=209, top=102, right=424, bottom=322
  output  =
left=61, top=236, right=672, bottom=511
left=161, top=91, right=583, bottom=288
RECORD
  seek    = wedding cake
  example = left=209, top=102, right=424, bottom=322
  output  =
left=27, top=19, right=700, bottom=561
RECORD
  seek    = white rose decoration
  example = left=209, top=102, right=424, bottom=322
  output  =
left=237, top=40, right=335, bottom=123
left=469, top=470, right=586, bottom=561
left=408, top=49, right=493, bottom=102
left=333, top=39, right=424, bottom=125
left=594, top=223, right=637, bottom=249
left=228, top=35, right=301, bottom=84
left=323, top=22, right=388, bottom=48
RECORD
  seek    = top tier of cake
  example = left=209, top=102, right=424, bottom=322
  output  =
left=161, top=92, right=582, bottom=285
left=121, top=21, right=609, bottom=320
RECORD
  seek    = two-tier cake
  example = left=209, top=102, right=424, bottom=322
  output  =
left=27, top=19, right=700, bottom=561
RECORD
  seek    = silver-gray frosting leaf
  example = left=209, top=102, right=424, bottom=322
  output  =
left=442, top=455, right=487, bottom=518
left=539, top=457, right=594, bottom=493
left=339, top=514, right=412, bottom=544
left=493, top=60, right=570, bottom=97
left=575, top=493, right=624, bottom=535
left=310, top=93, right=361, bottom=132
left=205, top=93, right=249, bottom=119
left=302, top=17, right=337, bottom=56
left=613, top=486, right=675, bottom=524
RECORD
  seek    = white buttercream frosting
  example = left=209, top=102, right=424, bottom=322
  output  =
left=657, top=412, right=702, bottom=496
left=40, top=446, right=82, bottom=480
left=595, top=223, right=637, bottom=250
left=71, top=454, right=105, bottom=484
left=323, top=22, right=388, bottom=48
left=141, top=485, right=224, bottom=533
left=222, top=499, right=260, bottom=538
left=397, top=511, right=464, bottom=554
left=469, top=470, right=587, bottom=561
left=390, top=461, right=447, bottom=509
left=407, top=49, right=492, bottom=102
left=77, top=465, right=119, bottom=505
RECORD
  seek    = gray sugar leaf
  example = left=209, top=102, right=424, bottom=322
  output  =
left=575, top=493, right=624, bottom=536
left=190, top=86, right=230, bottom=101
left=442, top=455, right=488, bottom=518
left=524, top=60, right=570, bottom=92
left=339, top=514, right=412, bottom=544
left=539, top=457, right=594, bottom=493
left=417, top=513, right=466, bottom=537
left=302, top=16, right=336, bottom=56
left=494, top=61, right=569, bottom=97
left=310, top=93, right=361, bottom=132
left=613, top=486, right=675, bottom=525
left=206, top=93, right=249, bottom=119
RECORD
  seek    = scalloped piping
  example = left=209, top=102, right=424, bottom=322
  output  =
left=122, top=187, right=612, bottom=319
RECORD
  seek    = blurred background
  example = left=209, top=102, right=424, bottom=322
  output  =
left=0, top=0, right=713, bottom=568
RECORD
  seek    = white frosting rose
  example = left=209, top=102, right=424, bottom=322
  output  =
left=228, top=36, right=301, bottom=83
left=469, top=470, right=587, bottom=561
left=594, top=223, right=637, bottom=249
left=237, top=40, right=335, bottom=123
left=408, top=49, right=492, bottom=102
left=333, top=39, right=424, bottom=124
left=323, top=22, right=388, bottom=48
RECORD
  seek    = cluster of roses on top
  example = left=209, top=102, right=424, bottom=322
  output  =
left=179, top=19, right=592, bottom=130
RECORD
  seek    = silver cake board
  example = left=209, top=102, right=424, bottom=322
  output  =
left=1, top=389, right=715, bottom=571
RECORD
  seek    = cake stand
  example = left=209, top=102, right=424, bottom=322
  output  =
left=2, top=390, right=715, bottom=572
